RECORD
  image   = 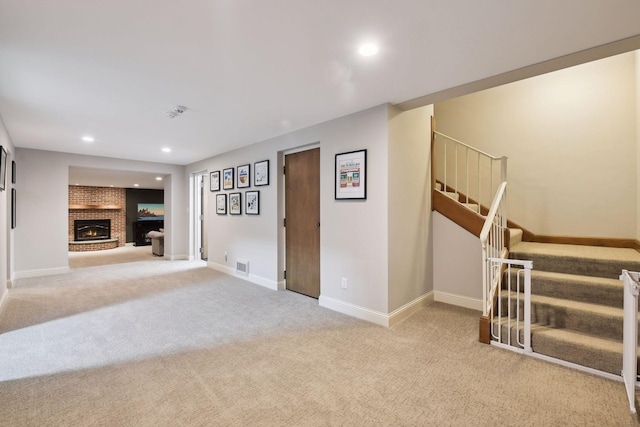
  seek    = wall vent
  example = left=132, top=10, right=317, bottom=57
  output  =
left=236, top=259, right=249, bottom=274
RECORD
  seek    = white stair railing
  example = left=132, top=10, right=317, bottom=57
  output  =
left=433, top=130, right=507, bottom=214
left=620, top=270, right=639, bottom=414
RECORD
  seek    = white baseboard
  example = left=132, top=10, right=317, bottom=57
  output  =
left=13, top=266, right=70, bottom=281
left=388, top=292, right=434, bottom=326
left=168, top=254, right=190, bottom=261
left=434, top=291, right=482, bottom=311
left=319, top=292, right=433, bottom=327
left=208, top=262, right=279, bottom=291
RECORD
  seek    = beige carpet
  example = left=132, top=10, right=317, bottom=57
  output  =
left=68, top=244, right=163, bottom=269
left=0, top=258, right=638, bottom=426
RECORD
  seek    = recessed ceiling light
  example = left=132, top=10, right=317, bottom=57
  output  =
left=155, top=177, right=162, bottom=181
left=133, top=183, right=140, bottom=187
left=162, top=147, right=171, bottom=153
left=358, top=43, right=379, bottom=57
left=82, top=135, right=94, bottom=142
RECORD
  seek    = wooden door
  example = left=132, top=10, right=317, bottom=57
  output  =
left=285, top=148, right=320, bottom=298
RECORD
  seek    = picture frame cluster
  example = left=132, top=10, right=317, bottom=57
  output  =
left=211, top=159, right=268, bottom=216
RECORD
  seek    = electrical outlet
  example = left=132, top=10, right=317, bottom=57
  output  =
left=341, top=277, right=347, bottom=289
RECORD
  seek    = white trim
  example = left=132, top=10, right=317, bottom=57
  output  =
left=388, top=292, right=434, bottom=326
left=208, top=261, right=279, bottom=291
left=319, top=292, right=433, bottom=327
left=282, top=142, right=320, bottom=156
left=13, top=266, right=70, bottom=281
left=168, top=254, right=190, bottom=261
left=277, top=280, right=286, bottom=291
left=319, top=295, right=389, bottom=326
left=434, top=291, right=482, bottom=311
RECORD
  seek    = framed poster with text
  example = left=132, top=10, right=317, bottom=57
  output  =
left=335, top=149, right=366, bottom=200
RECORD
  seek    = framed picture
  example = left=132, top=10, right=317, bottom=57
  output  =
left=245, top=191, right=260, bottom=215
left=237, top=164, right=250, bottom=188
left=216, top=193, right=227, bottom=215
left=11, top=188, right=16, bottom=229
left=254, top=159, right=269, bottom=186
left=210, top=170, right=220, bottom=192
left=11, top=160, right=16, bottom=184
left=335, top=149, right=367, bottom=200
left=223, top=167, right=234, bottom=190
left=0, top=145, right=6, bottom=191
left=229, top=192, right=242, bottom=215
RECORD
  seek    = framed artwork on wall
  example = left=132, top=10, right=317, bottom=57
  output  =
left=216, top=194, right=227, bottom=215
left=223, top=167, right=234, bottom=190
left=245, top=191, right=260, bottom=215
left=335, top=149, right=367, bottom=200
left=229, top=192, right=242, bottom=215
left=210, top=170, right=220, bottom=192
left=237, top=164, right=250, bottom=188
left=11, top=188, right=16, bottom=229
left=254, top=159, right=269, bottom=186
left=11, top=160, right=16, bottom=184
left=0, top=145, right=6, bottom=191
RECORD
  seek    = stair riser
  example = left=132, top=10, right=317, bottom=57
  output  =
left=508, top=252, right=640, bottom=280
left=493, top=322, right=629, bottom=376
left=498, top=297, right=625, bottom=340
left=506, top=271, right=623, bottom=308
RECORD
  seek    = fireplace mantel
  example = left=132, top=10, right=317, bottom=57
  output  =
left=69, top=204, right=122, bottom=210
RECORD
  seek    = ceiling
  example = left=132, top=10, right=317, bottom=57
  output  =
left=1, top=1, right=640, bottom=179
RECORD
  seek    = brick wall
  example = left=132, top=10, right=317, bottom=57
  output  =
left=68, top=186, right=126, bottom=247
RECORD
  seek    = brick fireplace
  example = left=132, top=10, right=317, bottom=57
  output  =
left=68, top=186, right=126, bottom=251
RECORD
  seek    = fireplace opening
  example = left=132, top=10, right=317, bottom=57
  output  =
left=74, top=219, right=111, bottom=241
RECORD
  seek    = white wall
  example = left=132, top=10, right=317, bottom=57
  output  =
left=0, top=116, right=15, bottom=308
left=13, top=148, right=188, bottom=278
left=388, top=104, right=434, bottom=313
left=636, top=51, right=640, bottom=241
left=432, top=211, right=483, bottom=310
left=435, top=52, right=638, bottom=239
left=188, top=104, right=435, bottom=324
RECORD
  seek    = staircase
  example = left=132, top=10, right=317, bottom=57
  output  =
left=498, top=240, right=640, bottom=375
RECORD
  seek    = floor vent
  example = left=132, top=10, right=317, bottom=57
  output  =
left=236, top=259, right=249, bottom=274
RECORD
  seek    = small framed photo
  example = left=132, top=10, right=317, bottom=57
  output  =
left=335, top=149, right=367, bottom=200
left=216, top=193, right=227, bottom=215
left=229, top=192, right=242, bottom=215
left=11, top=160, right=16, bottom=184
left=237, top=164, right=250, bottom=188
left=254, top=159, right=269, bottom=186
left=245, top=191, right=260, bottom=215
left=11, top=188, right=16, bottom=229
left=210, top=170, right=220, bottom=192
left=223, top=167, right=234, bottom=190
left=0, top=145, right=6, bottom=191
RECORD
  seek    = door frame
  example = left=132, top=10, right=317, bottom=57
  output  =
left=279, top=142, right=320, bottom=293
left=190, top=170, right=208, bottom=261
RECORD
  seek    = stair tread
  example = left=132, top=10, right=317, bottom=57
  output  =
left=521, top=293, right=623, bottom=318
left=511, top=241, right=640, bottom=264
left=528, top=269, right=623, bottom=287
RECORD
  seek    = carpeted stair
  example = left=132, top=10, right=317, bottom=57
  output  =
left=494, top=241, right=640, bottom=375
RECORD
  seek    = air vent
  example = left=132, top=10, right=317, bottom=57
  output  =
left=236, top=259, right=249, bottom=274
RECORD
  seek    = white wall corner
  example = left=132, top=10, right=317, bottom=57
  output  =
left=13, top=266, right=70, bottom=282
left=388, top=292, right=434, bottom=327
left=208, top=261, right=280, bottom=291
left=434, top=291, right=482, bottom=311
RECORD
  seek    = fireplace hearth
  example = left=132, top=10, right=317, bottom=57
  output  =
left=74, top=219, right=111, bottom=241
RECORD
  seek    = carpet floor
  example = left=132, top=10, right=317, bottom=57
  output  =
left=0, top=258, right=638, bottom=426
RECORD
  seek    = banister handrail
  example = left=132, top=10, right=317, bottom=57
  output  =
left=434, top=130, right=506, bottom=161
left=480, top=182, right=508, bottom=242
